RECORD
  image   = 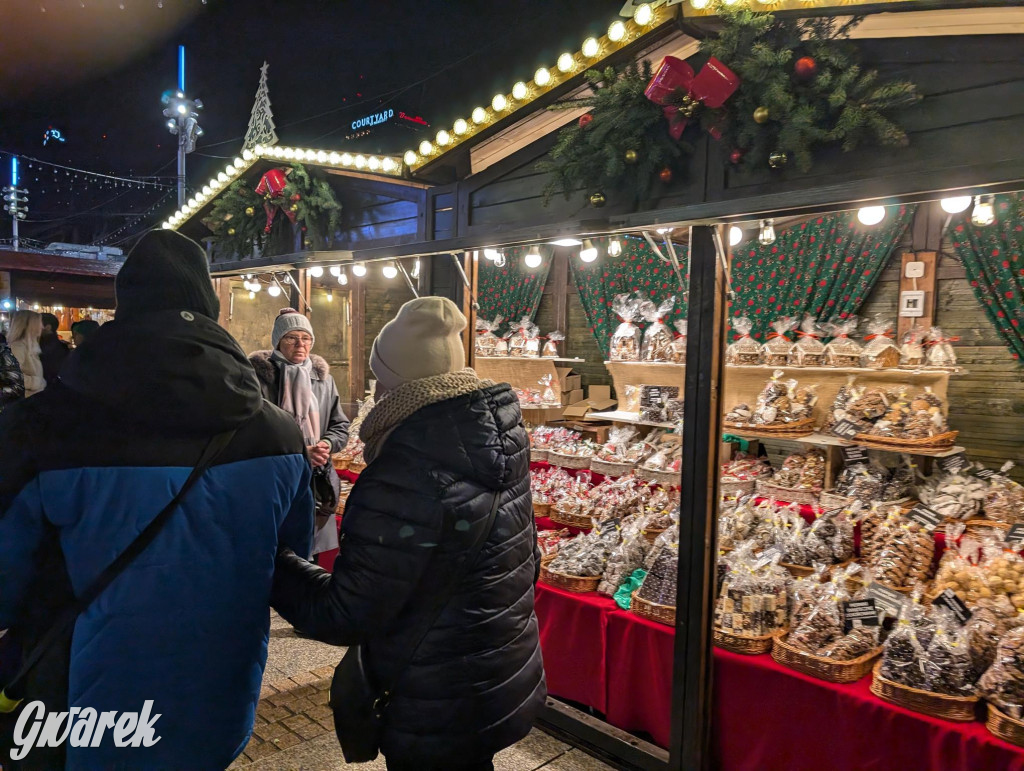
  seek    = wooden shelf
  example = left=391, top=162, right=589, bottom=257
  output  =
left=588, top=410, right=678, bottom=429
left=477, top=356, right=585, bottom=362
left=726, top=364, right=962, bottom=378
left=725, top=429, right=966, bottom=458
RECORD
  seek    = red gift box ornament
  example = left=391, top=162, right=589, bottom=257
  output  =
left=644, top=56, right=740, bottom=141
left=255, top=168, right=296, bottom=233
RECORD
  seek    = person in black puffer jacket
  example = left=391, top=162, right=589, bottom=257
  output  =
left=271, top=296, right=545, bottom=771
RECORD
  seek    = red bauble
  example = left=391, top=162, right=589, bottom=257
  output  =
left=290, top=193, right=302, bottom=202
left=729, top=149, right=744, bottom=165
left=658, top=167, right=673, bottom=184
left=794, top=56, right=818, bottom=81
left=578, top=113, right=594, bottom=129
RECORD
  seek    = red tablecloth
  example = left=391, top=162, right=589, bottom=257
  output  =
left=535, top=516, right=590, bottom=536
left=534, top=586, right=1024, bottom=769
left=534, top=583, right=616, bottom=713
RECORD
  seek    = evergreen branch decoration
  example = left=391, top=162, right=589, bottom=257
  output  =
left=538, top=60, right=691, bottom=205
left=203, top=163, right=342, bottom=256
left=700, top=7, right=921, bottom=172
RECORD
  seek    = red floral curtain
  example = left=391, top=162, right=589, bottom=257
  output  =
left=476, top=245, right=552, bottom=327
left=946, top=193, right=1024, bottom=361
left=572, top=236, right=689, bottom=356
left=730, top=205, right=915, bottom=340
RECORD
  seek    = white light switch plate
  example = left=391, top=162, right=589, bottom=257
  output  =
left=899, top=290, right=926, bottom=317
left=905, top=261, right=926, bottom=278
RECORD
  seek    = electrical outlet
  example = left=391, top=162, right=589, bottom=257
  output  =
left=899, top=290, right=926, bottom=317
left=905, top=261, right=926, bottom=279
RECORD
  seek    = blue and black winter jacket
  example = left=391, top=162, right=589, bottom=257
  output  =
left=0, top=310, right=313, bottom=770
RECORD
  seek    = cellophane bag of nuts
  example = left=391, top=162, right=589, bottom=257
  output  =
left=640, top=296, right=676, bottom=362
left=983, top=462, right=1024, bottom=525
left=542, top=330, right=564, bottom=358
left=861, top=317, right=901, bottom=369
left=714, top=544, right=790, bottom=637
left=610, top=294, right=642, bottom=361
left=918, top=465, right=987, bottom=521
left=726, top=316, right=761, bottom=365
left=879, top=590, right=931, bottom=688
left=762, top=316, right=797, bottom=367
left=790, top=315, right=827, bottom=366
left=599, top=517, right=650, bottom=596
left=979, top=625, right=1024, bottom=718
left=824, top=316, right=863, bottom=367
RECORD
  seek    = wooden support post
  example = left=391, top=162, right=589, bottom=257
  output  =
left=896, top=251, right=938, bottom=340
left=289, top=269, right=302, bottom=313
left=670, top=224, right=726, bottom=771
left=213, top=277, right=232, bottom=331
left=350, top=281, right=366, bottom=400
left=462, top=251, right=478, bottom=369
left=552, top=251, right=569, bottom=335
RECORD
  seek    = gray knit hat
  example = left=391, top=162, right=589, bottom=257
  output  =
left=272, top=308, right=315, bottom=349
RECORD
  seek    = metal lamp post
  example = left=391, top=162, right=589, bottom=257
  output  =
left=2, top=157, right=29, bottom=251
left=162, top=46, right=203, bottom=208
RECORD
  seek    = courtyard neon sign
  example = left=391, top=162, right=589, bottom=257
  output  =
left=351, top=109, right=394, bottom=130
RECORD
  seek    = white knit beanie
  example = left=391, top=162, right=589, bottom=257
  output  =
left=370, top=296, right=466, bottom=390
left=272, top=308, right=315, bottom=349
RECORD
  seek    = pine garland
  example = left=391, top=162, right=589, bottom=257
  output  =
left=538, top=60, right=691, bottom=205
left=203, top=163, right=342, bottom=255
left=700, top=8, right=921, bottom=171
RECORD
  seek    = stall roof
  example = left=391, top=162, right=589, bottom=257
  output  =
left=0, top=249, right=122, bottom=278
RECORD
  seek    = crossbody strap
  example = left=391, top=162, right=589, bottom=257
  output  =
left=376, top=490, right=502, bottom=708
left=0, top=427, right=239, bottom=707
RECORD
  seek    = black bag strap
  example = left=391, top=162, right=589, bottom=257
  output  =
left=1, top=427, right=239, bottom=704
left=374, top=490, right=502, bottom=708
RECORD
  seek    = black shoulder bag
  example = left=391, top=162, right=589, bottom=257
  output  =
left=0, top=428, right=238, bottom=733
left=330, top=491, right=502, bottom=763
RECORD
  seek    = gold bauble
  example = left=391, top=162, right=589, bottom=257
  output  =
left=289, top=203, right=299, bottom=212
left=227, top=227, right=236, bottom=235
left=589, top=192, right=607, bottom=208
left=753, top=106, right=770, bottom=124
left=245, top=206, right=255, bottom=216
left=624, top=149, right=639, bottom=165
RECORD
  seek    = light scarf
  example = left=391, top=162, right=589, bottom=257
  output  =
left=271, top=349, right=320, bottom=445
left=360, top=368, right=491, bottom=464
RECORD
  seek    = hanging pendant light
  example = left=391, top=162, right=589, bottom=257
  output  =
left=757, top=219, right=776, bottom=246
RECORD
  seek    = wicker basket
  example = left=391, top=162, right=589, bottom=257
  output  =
left=755, top=480, right=821, bottom=507
left=723, top=418, right=816, bottom=438
left=642, top=526, right=669, bottom=544
left=590, top=457, right=636, bottom=477
left=713, top=628, right=776, bottom=655
left=986, top=703, right=1024, bottom=747
left=965, top=518, right=1011, bottom=536
left=771, top=634, right=882, bottom=684
left=547, top=450, right=594, bottom=470
left=530, top=448, right=550, bottom=463
left=539, top=563, right=601, bottom=593
left=631, top=592, right=676, bottom=626
left=549, top=505, right=593, bottom=530
left=852, top=430, right=959, bottom=451
left=348, top=461, right=366, bottom=474
left=533, top=501, right=551, bottom=518
left=819, top=491, right=855, bottom=510
left=721, top=478, right=757, bottom=497
left=637, top=467, right=681, bottom=487
left=332, top=455, right=349, bottom=471
left=869, top=662, right=979, bottom=722
left=780, top=559, right=853, bottom=579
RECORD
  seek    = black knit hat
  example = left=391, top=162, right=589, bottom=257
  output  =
left=115, top=230, right=220, bottom=322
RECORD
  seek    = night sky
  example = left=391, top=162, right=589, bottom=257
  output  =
left=0, top=0, right=623, bottom=246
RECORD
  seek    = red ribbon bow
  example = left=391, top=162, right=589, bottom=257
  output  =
left=767, top=332, right=791, bottom=340
left=796, top=330, right=820, bottom=340
left=255, top=168, right=297, bottom=234
left=644, top=56, right=740, bottom=141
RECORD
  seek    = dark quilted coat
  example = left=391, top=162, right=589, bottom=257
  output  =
left=271, top=383, right=546, bottom=764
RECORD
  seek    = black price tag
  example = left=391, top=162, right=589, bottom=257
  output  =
left=842, top=447, right=869, bottom=465
left=973, top=467, right=1002, bottom=481
left=831, top=419, right=861, bottom=440
left=933, top=588, right=973, bottom=626
left=1006, top=524, right=1024, bottom=547
left=843, top=599, right=881, bottom=633
left=939, top=453, right=968, bottom=474
left=906, top=504, right=943, bottom=532
left=865, top=582, right=907, bottom=619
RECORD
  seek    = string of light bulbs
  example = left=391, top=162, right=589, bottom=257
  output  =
left=38, top=1, right=208, bottom=11
left=14, top=155, right=174, bottom=190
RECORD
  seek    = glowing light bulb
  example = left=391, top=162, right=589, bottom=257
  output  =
left=233, top=157, right=245, bottom=168
left=579, top=239, right=598, bottom=263
left=283, top=148, right=295, bottom=159
left=248, top=291, right=255, bottom=299
left=557, top=53, right=575, bottom=73
left=341, top=153, right=353, bottom=166
left=251, top=282, right=261, bottom=293
left=534, top=68, right=551, bottom=87
left=453, top=118, right=468, bottom=135
left=857, top=206, right=886, bottom=226
left=758, top=219, right=776, bottom=246
left=483, top=248, right=502, bottom=261
left=162, top=222, right=172, bottom=229
left=382, top=262, right=398, bottom=279
left=316, top=151, right=327, bottom=163
left=436, top=130, right=451, bottom=146
left=472, top=107, right=488, bottom=124
left=242, top=149, right=254, bottom=161
left=404, top=150, right=418, bottom=165
left=492, top=93, right=508, bottom=112
left=940, top=196, right=972, bottom=214
left=217, top=172, right=228, bottom=183
left=419, top=141, right=433, bottom=156
left=329, top=152, right=340, bottom=164
left=309, top=266, right=323, bottom=278
left=582, top=37, right=600, bottom=58
left=691, top=0, right=710, bottom=8
left=512, top=81, right=529, bottom=100
left=607, top=238, right=622, bottom=257
left=326, top=290, right=333, bottom=302
left=729, top=226, right=743, bottom=246
left=368, top=156, right=381, bottom=171
left=633, top=3, right=654, bottom=25
left=524, top=250, right=542, bottom=269
left=608, top=21, right=627, bottom=42
left=329, top=266, right=342, bottom=277
left=254, top=144, right=265, bottom=155
left=352, top=263, right=367, bottom=277
left=354, top=155, right=367, bottom=169
left=339, top=271, right=349, bottom=286
left=267, top=284, right=281, bottom=297
left=550, top=238, right=582, bottom=247
left=972, top=195, right=996, bottom=226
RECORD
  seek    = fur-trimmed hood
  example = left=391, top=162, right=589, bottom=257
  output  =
left=249, top=349, right=329, bottom=387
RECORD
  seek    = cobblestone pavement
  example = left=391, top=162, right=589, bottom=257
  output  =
left=227, top=614, right=614, bottom=771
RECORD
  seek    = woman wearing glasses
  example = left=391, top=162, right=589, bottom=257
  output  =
left=251, top=309, right=349, bottom=559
